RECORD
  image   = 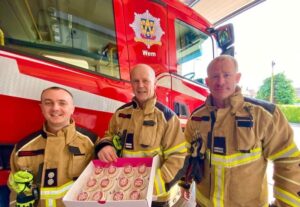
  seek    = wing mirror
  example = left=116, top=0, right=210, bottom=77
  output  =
left=208, top=23, right=235, bottom=56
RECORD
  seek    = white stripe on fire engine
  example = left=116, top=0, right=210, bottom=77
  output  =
left=0, top=56, right=124, bottom=113
left=171, top=78, right=207, bottom=100
left=156, top=73, right=207, bottom=101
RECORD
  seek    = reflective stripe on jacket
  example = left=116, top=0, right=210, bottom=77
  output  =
left=97, top=96, right=187, bottom=203
left=9, top=121, right=97, bottom=207
left=185, top=88, right=300, bottom=207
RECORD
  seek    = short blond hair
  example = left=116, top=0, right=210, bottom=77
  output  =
left=41, top=86, right=73, bottom=101
left=207, top=55, right=238, bottom=74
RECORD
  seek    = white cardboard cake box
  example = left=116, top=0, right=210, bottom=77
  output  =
left=63, top=156, right=159, bottom=207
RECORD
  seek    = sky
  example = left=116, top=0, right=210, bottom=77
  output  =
left=224, top=0, right=300, bottom=91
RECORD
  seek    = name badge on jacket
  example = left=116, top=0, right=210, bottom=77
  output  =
left=125, top=133, right=134, bottom=150
left=213, top=137, right=226, bottom=155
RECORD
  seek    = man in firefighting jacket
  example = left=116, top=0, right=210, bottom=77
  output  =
left=8, top=86, right=97, bottom=207
left=96, top=64, right=188, bottom=207
left=182, top=55, right=300, bottom=206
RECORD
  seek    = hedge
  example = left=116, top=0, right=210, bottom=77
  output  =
left=278, top=105, right=300, bottom=123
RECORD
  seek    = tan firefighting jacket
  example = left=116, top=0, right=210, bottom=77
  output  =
left=9, top=120, right=97, bottom=207
left=185, top=87, right=300, bottom=207
left=96, top=96, right=187, bottom=204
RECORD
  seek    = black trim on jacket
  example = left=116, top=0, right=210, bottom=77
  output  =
left=191, top=103, right=206, bottom=116
left=155, top=102, right=174, bottom=121
left=76, top=126, right=98, bottom=143
left=16, top=130, right=45, bottom=151
left=94, top=141, right=114, bottom=155
left=244, top=97, right=276, bottom=114
left=117, top=101, right=134, bottom=111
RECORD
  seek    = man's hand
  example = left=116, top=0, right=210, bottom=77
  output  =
left=97, top=145, right=118, bottom=163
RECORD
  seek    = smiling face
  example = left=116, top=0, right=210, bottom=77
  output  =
left=205, top=56, right=241, bottom=108
left=130, top=64, right=156, bottom=108
left=40, top=88, right=75, bottom=133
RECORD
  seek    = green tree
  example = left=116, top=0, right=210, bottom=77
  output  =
left=256, top=72, right=295, bottom=104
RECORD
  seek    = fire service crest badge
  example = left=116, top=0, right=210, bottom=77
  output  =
left=130, top=10, right=165, bottom=49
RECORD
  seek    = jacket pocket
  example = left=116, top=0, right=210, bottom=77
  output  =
left=138, top=119, right=158, bottom=147
left=68, top=146, right=89, bottom=179
left=235, top=116, right=256, bottom=152
left=68, top=154, right=89, bottom=179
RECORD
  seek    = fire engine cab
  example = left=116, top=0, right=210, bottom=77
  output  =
left=0, top=0, right=234, bottom=188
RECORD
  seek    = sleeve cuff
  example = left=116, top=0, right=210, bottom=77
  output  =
left=95, top=141, right=113, bottom=155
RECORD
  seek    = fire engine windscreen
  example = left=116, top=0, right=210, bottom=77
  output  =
left=0, top=0, right=120, bottom=78
left=175, top=19, right=213, bottom=85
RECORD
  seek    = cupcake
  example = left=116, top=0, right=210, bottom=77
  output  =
left=118, top=176, right=131, bottom=190
left=77, top=191, right=89, bottom=201
left=137, top=164, right=149, bottom=177
left=133, top=177, right=146, bottom=190
left=106, top=165, right=119, bottom=177
left=99, top=177, right=113, bottom=191
left=91, top=190, right=105, bottom=201
left=84, top=177, right=98, bottom=191
left=128, top=190, right=141, bottom=200
left=112, top=191, right=125, bottom=201
left=94, top=166, right=104, bottom=176
left=123, top=165, right=134, bottom=177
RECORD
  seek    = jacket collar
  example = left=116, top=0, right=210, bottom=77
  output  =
left=206, top=87, right=244, bottom=113
left=132, top=96, right=156, bottom=115
left=43, top=120, right=76, bottom=144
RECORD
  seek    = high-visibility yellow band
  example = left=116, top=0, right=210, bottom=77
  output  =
left=274, top=186, right=300, bottom=207
left=210, top=148, right=262, bottom=168
left=45, top=198, right=56, bottom=207
left=122, top=148, right=162, bottom=157
left=40, top=181, right=74, bottom=199
left=269, top=143, right=300, bottom=161
left=212, top=166, right=225, bottom=207
left=154, top=169, right=167, bottom=196
left=0, top=29, right=4, bottom=46
left=164, top=142, right=187, bottom=156
left=196, top=188, right=210, bottom=207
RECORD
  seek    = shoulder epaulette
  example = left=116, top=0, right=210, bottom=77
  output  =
left=191, top=103, right=206, bottom=116
left=117, top=101, right=134, bottom=111
left=155, top=102, right=175, bottom=121
left=76, top=126, right=98, bottom=143
left=16, top=130, right=45, bottom=151
left=244, top=97, right=276, bottom=114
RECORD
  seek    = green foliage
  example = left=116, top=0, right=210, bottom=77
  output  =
left=256, top=73, right=296, bottom=104
left=278, top=105, right=300, bottom=123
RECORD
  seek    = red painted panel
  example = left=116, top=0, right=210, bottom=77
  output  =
left=122, top=0, right=168, bottom=74
left=0, top=95, right=43, bottom=144
left=0, top=170, right=10, bottom=185
left=0, top=49, right=133, bottom=144
left=0, top=0, right=214, bottom=186
left=0, top=94, right=115, bottom=144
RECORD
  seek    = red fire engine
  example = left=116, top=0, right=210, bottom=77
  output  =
left=0, top=0, right=233, bottom=187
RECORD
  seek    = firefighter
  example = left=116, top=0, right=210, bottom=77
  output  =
left=182, top=55, right=300, bottom=206
left=96, top=64, right=188, bottom=207
left=8, top=86, right=97, bottom=207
